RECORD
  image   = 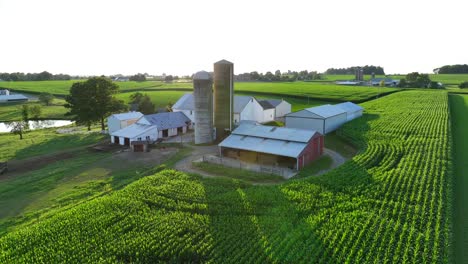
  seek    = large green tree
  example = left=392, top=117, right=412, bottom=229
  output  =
left=65, top=77, right=127, bottom=131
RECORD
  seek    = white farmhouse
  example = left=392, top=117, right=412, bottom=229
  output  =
left=173, top=93, right=277, bottom=125
left=335, top=102, right=363, bottom=121
left=172, top=93, right=195, bottom=126
left=285, top=104, right=347, bottom=134
left=107, top=112, right=144, bottom=134
left=259, top=99, right=291, bottom=118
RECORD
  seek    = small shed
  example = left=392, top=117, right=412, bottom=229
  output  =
left=218, top=123, right=323, bottom=170
left=335, top=102, right=363, bottom=121
left=285, top=104, right=347, bottom=134
left=261, top=99, right=292, bottom=118
left=130, top=141, right=150, bottom=152
left=107, top=112, right=143, bottom=134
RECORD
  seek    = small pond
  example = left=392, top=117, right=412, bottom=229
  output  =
left=0, top=120, right=74, bottom=133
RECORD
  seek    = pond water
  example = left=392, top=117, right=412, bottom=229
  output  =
left=0, top=120, right=74, bottom=133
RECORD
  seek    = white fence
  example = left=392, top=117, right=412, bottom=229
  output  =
left=200, top=155, right=297, bottom=179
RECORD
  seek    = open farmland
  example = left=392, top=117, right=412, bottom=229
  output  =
left=0, top=99, right=68, bottom=121
left=0, top=127, right=105, bottom=162
left=449, top=94, right=468, bottom=264
left=0, top=90, right=453, bottom=263
left=0, top=80, right=167, bottom=96
left=234, top=82, right=399, bottom=102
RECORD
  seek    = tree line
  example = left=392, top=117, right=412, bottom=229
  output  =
left=0, top=71, right=72, bottom=81
left=325, top=65, right=385, bottom=75
left=398, top=72, right=441, bottom=89
left=434, top=64, right=468, bottom=74
left=235, top=70, right=323, bottom=82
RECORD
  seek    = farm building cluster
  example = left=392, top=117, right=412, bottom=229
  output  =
left=0, top=89, right=28, bottom=103
left=108, top=60, right=363, bottom=170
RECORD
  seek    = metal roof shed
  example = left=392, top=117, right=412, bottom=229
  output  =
left=218, top=123, right=324, bottom=170
left=335, top=102, right=363, bottom=121
left=285, top=104, right=347, bottom=134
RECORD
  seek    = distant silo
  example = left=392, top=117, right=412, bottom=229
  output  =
left=193, top=71, right=213, bottom=144
left=213, top=59, right=234, bottom=140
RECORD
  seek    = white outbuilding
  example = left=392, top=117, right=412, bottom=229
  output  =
left=110, top=111, right=192, bottom=147
left=107, top=112, right=144, bottom=134
left=260, top=99, right=292, bottom=118
left=335, top=102, right=363, bottom=121
left=173, top=93, right=278, bottom=125
left=285, top=104, right=347, bottom=134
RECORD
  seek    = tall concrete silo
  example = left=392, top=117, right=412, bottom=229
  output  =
left=213, top=59, right=234, bottom=140
left=193, top=71, right=213, bottom=144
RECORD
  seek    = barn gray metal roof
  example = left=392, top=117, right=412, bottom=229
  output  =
left=263, top=99, right=283, bottom=107
left=110, top=123, right=155, bottom=138
left=0, top=94, right=29, bottom=101
left=110, top=111, right=143, bottom=121
left=303, top=104, right=347, bottom=119
left=172, top=93, right=194, bottom=111
left=219, top=134, right=309, bottom=158
left=335, top=102, right=363, bottom=113
left=142, top=112, right=191, bottom=130
left=258, top=100, right=275, bottom=110
left=232, top=123, right=317, bottom=143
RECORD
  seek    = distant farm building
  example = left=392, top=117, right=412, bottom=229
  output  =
left=285, top=104, right=347, bottom=134
left=107, top=112, right=144, bottom=134
left=109, top=112, right=191, bottom=149
left=172, top=93, right=284, bottom=125
left=0, top=90, right=28, bottom=103
left=218, top=123, right=323, bottom=170
left=335, top=102, right=363, bottom=121
left=369, top=78, right=399, bottom=87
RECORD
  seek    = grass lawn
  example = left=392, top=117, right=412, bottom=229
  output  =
left=0, top=99, right=68, bottom=122
left=115, top=90, right=189, bottom=110
left=192, top=161, right=285, bottom=184
left=449, top=94, right=468, bottom=264
left=0, top=126, right=106, bottom=161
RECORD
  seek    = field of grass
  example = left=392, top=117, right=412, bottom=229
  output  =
left=0, top=99, right=68, bottom=121
left=0, top=80, right=167, bottom=96
left=192, top=161, right=284, bottom=184
left=0, top=126, right=105, bottom=162
left=0, top=90, right=453, bottom=263
left=235, top=82, right=399, bottom=102
left=449, top=94, right=468, bottom=264
left=115, top=90, right=188, bottom=110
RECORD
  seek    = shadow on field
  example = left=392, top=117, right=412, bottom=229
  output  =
left=201, top=177, right=338, bottom=263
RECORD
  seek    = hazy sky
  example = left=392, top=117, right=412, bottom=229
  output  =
left=1, top=0, right=467, bottom=76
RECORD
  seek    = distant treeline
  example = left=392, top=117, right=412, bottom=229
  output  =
left=434, top=64, right=468, bottom=74
left=235, top=70, right=323, bottom=82
left=0, top=71, right=72, bottom=81
left=325, top=65, right=385, bottom=75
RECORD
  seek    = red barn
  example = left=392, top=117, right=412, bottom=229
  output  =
left=219, top=122, right=323, bottom=170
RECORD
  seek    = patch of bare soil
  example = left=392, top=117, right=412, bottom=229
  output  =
left=1, top=152, right=76, bottom=180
